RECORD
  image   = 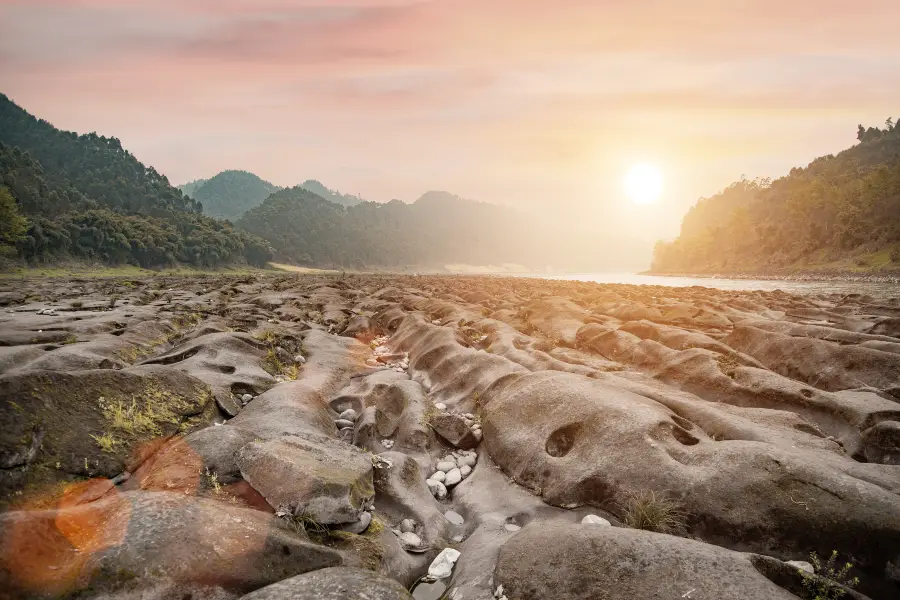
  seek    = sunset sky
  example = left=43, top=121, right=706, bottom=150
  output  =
left=2, top=0, right=899, bottom=243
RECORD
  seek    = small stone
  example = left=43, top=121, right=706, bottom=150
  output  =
left=431, top=471, right=446, bottom=482
left=392, top=529, right=402, bottom=536
left=451, top=535, right=464, bottom=543
left=382, top=440, right=394, bottom=449
left=334, top=419, right=355, bottom=429
left=444, top=468, right=462, bottom=487
left=400, top=532, right=422, bottom=548
left=787, top=560, right=815, bottom=574
left=473, top=430, right=483, bottom=442
left=342, top=510, right=372, bottom=534
left=436, top=461, right=456, bottom=473
left=459, top=465, right=472, bottom=478
left=400, top=519, right=416, bottom=533
left=433, top=481, right=448, bottom=499
left=428, top=547, right=461, bottom=579
left=426, top=479, right=441, bottom=494
left=241, top=393, right=253, bottom=402
left=457, top=454, right=476, bottom=468
left=581, top=514, right=611, bottom=526
left=294, top=355, right=306, bottom=364
left=462, top=413, right=476, bottom=420
left=444, top=511, right=464, bottom=525
left=434, top=402, right=447, bottom=411
left=504, top=523, right=521, bottom=532
left=110, top=471, right=130, bottom=486
left=339, top=408, right=358, bottom=421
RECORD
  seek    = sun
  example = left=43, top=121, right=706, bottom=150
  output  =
left=623, top=163, right=663, bottom=205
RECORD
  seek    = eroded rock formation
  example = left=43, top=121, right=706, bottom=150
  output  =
left=0, top=273, right=898, bottom=599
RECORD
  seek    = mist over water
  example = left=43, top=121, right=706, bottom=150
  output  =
left=514, top=272, right=900, bottom=300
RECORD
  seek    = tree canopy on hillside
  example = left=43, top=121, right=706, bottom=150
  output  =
left=653, top=120, right=900, bottom=273
left=0, top=95, right=273, bottom=268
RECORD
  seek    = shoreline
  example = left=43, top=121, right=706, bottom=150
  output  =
left=642, top=270, right=900, bottom=284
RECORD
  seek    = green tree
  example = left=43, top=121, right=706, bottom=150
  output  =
left=0, top=186, right=28, bottom=251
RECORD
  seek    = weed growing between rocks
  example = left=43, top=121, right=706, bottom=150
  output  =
left=800, top=551, right=859, bottom=600
left=618, top=490, right=687, bottom=534
left=255, top=329, right=305, bottom=379
left=90, top=432, right=118, bottom=452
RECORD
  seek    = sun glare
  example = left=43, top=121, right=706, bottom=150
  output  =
left=624, top=163, right=663, bottom=205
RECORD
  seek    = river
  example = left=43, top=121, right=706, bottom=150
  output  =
left=513, top=272, right=900, bottom=301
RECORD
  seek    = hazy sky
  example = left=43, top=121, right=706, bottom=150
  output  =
left=2, top=0, right=899, bottom=242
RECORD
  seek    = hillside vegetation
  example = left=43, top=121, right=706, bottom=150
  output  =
left=180, top=170, right=281, bottom=221
left=653, top=119, right=900, bottom=274
left=0, top=94, right=273, bottom=268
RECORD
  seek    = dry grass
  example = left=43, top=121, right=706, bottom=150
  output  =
left=618, top=490, right=687, bottom=534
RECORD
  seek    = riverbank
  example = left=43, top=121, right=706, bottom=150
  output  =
left=644, top=270, right=900, bottom=284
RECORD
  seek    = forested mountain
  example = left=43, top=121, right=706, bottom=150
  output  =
left=237, top=187, right=649, bottom=271
left=0, top=94, right=273, bottom=267
left=180, top=170, right=281, bottom=220
left=178, top=177, right=208, bottom=199
left=300, top=180, right=363, bottom=207
left=652, top=119, right=900, bottom=274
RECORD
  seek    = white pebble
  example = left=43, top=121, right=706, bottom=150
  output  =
left=431, top=471, right=446, bottom=482
left=581, top=515, right=611, bottom=526
left=444, top=468, right=462, bottom=487
left=436, top=461, right=456, bottom=473
left=460, top=465, right=472, bottom=478
left=435, top=402, right=447, bottom=411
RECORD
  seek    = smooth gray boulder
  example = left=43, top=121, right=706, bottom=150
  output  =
left=0, top=491, right=341, bottom=599
left=495, top=522, right=800, bottom=600
left=239, top=567, right=413, bottom=599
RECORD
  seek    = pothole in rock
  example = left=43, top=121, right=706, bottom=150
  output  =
left=545, top=423, right=581, bottom=457
left=411, top=579, right=447, bottom=600
left=671, top=425, right=700, bottom=446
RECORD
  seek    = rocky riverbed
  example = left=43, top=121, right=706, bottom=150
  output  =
left=1, top=273, right=899, bottom=599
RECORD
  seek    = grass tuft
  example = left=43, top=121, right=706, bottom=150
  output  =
left=618, top=490, right=687, bottom=534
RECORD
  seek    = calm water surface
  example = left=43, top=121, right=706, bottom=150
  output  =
left=513, top=273, right=900, bottom=301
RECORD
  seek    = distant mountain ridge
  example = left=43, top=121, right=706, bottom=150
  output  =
left=179, top=173, right=363, bottom=221
left=652, top=119, right=900, bottom=274
left=299, top=179, right=362, bottom=207
left=180, top=170, right=281, bottom=221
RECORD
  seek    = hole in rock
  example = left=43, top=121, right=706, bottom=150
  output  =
left=207, top=364, right=236, bottom=375
left=546, top=423, right=582, bottom=457
left=230, top=382, right=258, bottom=397
left=800, top=389, right=814, bottom=398
left=281, top=545, right=291, bottom=556
left=671, top=426, right=700, bottom=446
left=144, top=346, right=201, bottom=365
left=671, top=415, right=695, bottom=431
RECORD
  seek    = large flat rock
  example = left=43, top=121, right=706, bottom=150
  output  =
left=238, top=434, right=374, bottom=524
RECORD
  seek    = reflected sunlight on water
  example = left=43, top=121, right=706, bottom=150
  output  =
left=513, top=273, right=900, bottom=301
